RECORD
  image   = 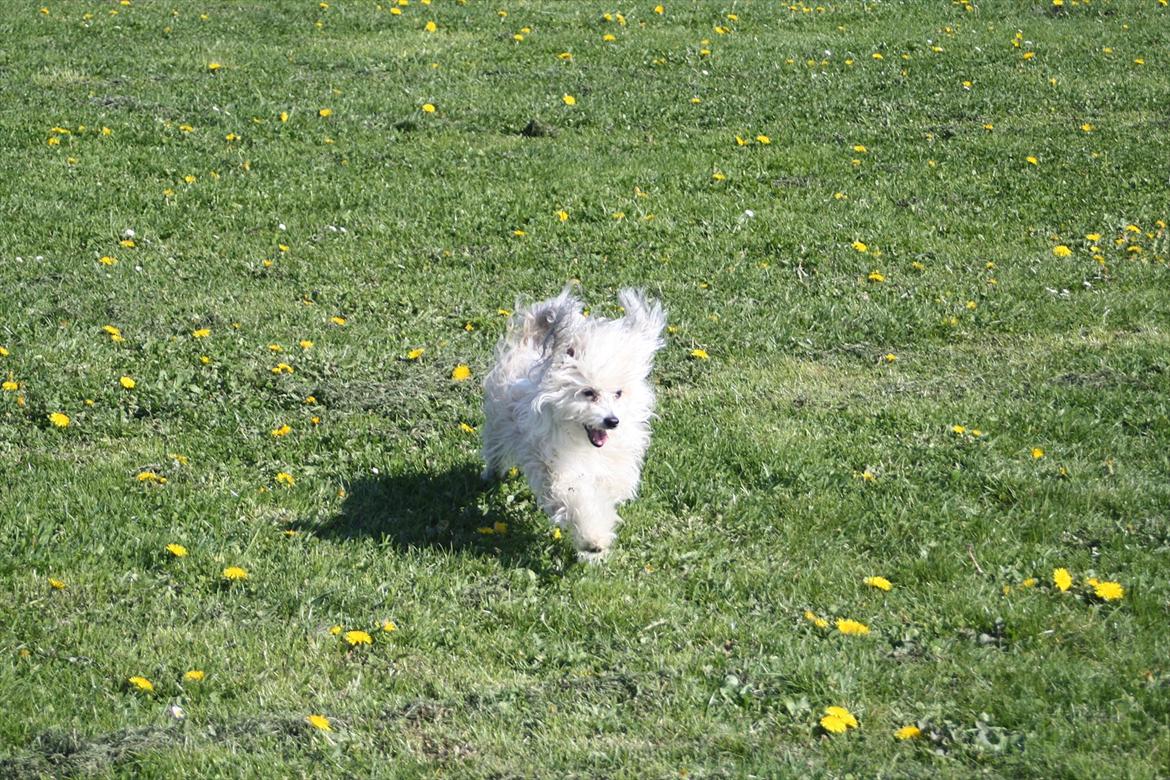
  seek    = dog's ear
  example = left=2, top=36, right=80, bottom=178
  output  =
left=523, top=286, right=582, bottom=358
left=617, top=288, right=666, bottom=356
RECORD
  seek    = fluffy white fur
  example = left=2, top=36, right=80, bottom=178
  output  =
left=481, top=288, right=666, bottom=561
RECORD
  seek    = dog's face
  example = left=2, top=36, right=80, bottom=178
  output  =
left=536, top=291, right=666, bottom=448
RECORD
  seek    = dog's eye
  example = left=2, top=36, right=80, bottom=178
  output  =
left=582, top=389, right=596, bottom=400
left=614, top=390, right=623, bottom=399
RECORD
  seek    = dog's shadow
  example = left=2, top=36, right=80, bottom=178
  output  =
left=307, top=463, right=559, bottom=569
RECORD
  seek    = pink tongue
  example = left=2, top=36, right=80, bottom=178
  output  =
left=587, top=427, right=608, bottom=447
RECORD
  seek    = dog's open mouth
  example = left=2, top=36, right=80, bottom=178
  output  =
left=584, top=425, right=608, bottom=448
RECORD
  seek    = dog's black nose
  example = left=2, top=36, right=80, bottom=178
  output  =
left=602, top=416, right=619, bottom=429
left=584, top=544, right=604, bottom=553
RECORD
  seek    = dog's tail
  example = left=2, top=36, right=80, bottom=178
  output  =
left=503, top=287, right=582, bottom=356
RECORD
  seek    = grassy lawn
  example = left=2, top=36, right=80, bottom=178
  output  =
left=2, top=0, right=1168, bottom=776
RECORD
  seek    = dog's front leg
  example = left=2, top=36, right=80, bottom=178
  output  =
left=557, top=480, right=619, bottom=561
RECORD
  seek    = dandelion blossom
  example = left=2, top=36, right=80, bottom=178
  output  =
left=864, top=576, right=893, bottom=591
left=894, top=724, right=922, bottom=740
left=407, top=348, right=425, bottom=360
left=562, top=94, right=576, bottom=106
left=1053, top=567, right=1072, bottom=592
left=48, top=412, right=70, bottom=428
left=1091, top=580, right=1124, bottom=601
left=820, top=706, right=858, bottom=734
left=452, top=364, right=472, bottom=381
left=852, top=241, right=869, bottom=253
left=128, top=676, right=154, bottom=693
left=275, top=472, right=295, bottom=487
left=222, top=566, right=249, bottom=581
left=48, top=578, right=67, bottom=590
left=183, top=670, right=205, bottom=682
left=1052, top=246, right=1072, bottom=258
left=803, top=610, right=829, bottom=629
left=318, top=108, right=333, bottom=118
left=306, top=714, right=332, bottom=731
left=381, top=620, right=398, bottom=633
left=119, top=376, right=136, bottom=389
left=165, top=543, right=188, bottom=558
left=836, top=618, right=870, bottom=636
left=690, top=348, right=709, bottom=360
left=344, top=630, right=372, bottom=647
left=422, top=103, right=436, bottom=113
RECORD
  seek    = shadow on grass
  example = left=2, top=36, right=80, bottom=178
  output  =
left=308, top=463, right=555, bottom=569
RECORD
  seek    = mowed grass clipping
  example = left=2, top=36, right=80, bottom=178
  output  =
left=2, top=0, right=1169, bottom=776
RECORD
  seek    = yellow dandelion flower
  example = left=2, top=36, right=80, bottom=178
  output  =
left=192, top=328, right=210, bottom=339
left=558, top=52, right=572, bottom=60
left=207, top=62, right=222, bottom=72
left=271, top=363, right=294, bottom=375
left=306, top=714, right=332, bottom=731
left=222, top=566, right=249, bottom=581
left=562, top=94, right=576, bottom=106
left=820, top=706, right=858, bottom=733
left=556, top=209, right=569, bottom=222
left=883, top=353, right=897, bottom=363
left=894, top=724, right=922, bottom=740
left=49, top=578, right=67, bottom=590
left=183, top=670, right=205, bottom=682
left=867, top=270, right=886, bottom=283
left=459, top=422, right=476, bottom=433
left=803, top=610, right=829, bottom=629
left=1031, top=447, right=1045, bottom=459
left=343, top=630, right=372, bottom=646
left=318, top=108, right=333, bottom=118
left=407, top=348, right=425, bottom=360
left=852, top=241, right=869, bottom=253
left=381, top=620, right=398, bottom=633
left=1092, top=580, right=1124, bottom=601
left=422, top=103, right=436, bottom=113
left=119, top=376, right=136, bottom=389
left=0, top=346, right=8, bottom=357
left=279, top=111, right=289, bottom=122
left=165, top=543, right=188, bottom=558
left=452, top=364, right=472, bottom=381
left=756, top=134, right=771, bottom=145
left=1052, top=245, right=1072, bottom=258
left=271, top=424, right=292, bottom=437
left=654, top=4, right=664, bottom=13
left=275, top=472, right=295, bottom=487
left=864, top=576, right=892, bottom=591
left=836, top=618, right=870, bottom=636
left=330, top=315, right=347, bottom=326
left=1053, top=567, right=1072, bottom=592
left=2, top=381, right=16, bottom=392
left=48, top=412, right=70, bottom=428
left=424, top=20, right=437, bottom=32
left=711, top=171, right=726, bottom=181
left=1026, top=155, right=1038, bottom=166
left=128, top=676, right=154, bottom=693
left=604, top=33, right=617, bottom=42
left=99, top=255, right=117, bottom=266
left=299, top=340, right=313, bottom=350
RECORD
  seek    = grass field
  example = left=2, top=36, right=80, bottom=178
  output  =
left=2, top=0, right=1169, bottom=776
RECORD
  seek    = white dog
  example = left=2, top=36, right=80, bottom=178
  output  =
left=481, top=288, right=666, bottom=561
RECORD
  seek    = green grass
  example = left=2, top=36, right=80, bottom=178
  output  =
left=2, top=0, right=1169, bottom=776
